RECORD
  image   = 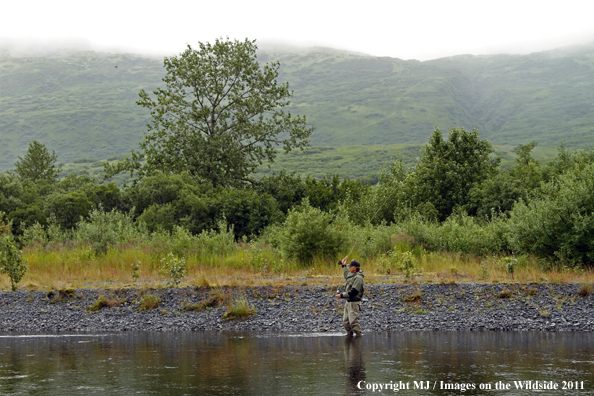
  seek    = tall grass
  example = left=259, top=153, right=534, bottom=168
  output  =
left=7, top=209, right=594, bottom=291
left=12, top=237, right=594, bottom=291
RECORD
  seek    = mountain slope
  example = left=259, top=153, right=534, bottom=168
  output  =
left=1, top=42, right=593, bottom=170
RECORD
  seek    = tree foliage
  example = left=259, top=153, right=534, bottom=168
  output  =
left=0, top=235, right=28, bottom=291
left=405, top=127, right=499, bottom=221
left=106, top=37, right=313, bottom=187
left=507, top=162, right=594, bottom=265
left=275, top=199, right=345, bottom=263
left=14, top=140, right=62, bottom=184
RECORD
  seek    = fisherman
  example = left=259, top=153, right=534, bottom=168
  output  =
left=336, top=257, right=364, bottom=336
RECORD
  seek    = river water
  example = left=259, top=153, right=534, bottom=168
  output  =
left=0, top=331, right=592, bottom=395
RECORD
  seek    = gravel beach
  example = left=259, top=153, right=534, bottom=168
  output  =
left=0, top=283, right=592, bottom=332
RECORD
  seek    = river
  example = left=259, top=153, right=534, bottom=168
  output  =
left=0, top=331, right=592, bottom=395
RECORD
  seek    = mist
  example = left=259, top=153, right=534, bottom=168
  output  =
left=0, top=37, right=169, bottom=58
left=2, top=32, right=594, bottom=62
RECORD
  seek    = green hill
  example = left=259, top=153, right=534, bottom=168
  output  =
left=1, top=42, right=593, bottom=171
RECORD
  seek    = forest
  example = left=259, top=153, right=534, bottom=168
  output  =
left=1, top=38, right=594, bottom=291
left=1, top=126, right=593, bottom=291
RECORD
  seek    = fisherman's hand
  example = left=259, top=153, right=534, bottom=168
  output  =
left=336, top=294, right=341, bottom=299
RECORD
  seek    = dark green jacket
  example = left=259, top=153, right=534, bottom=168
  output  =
left=341, top=266, right=364, bottom=301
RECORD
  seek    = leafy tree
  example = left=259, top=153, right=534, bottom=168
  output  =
left=14, top=140, right=62, bottom=184
left=508, top=162, right=594, bottom=265
left=510, top=141, right=542, bottom=190
left=214, top=188, right=282, bottom=239
left=256, top=171, right=368, bottom=216
left=106, top=37, right=313, bottom=187
left=466, top=172, right=527, bottom=218
left=405, top=127, right=500, bottom=221
left=543, top=143, right=594, bottom=182
left=0, top=212, right=12, bottom=236
left=0, top=173, right=24, bottom=217
left=255, top=171, right=307, bottom=214
left=467, top=141, right=544, bottom=218
left=8, top=205, right=47, bottom=235
left=342, top=157, right=405, bottom=225
left=45, top=192, right=93, bottom=229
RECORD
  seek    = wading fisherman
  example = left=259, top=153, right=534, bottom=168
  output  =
left=336, top=258, right=364, bottom=336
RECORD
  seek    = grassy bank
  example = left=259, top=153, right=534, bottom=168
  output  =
left=7, top=241, right=593, bottom=292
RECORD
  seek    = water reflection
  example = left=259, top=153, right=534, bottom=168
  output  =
left=344, top=336, right=365, bottom=395
left=0, top=332, right=592, bottom=395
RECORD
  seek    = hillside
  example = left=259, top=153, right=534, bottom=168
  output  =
left=1, top=42, right=594, bottom=171
left=266, top=43, right=594, bottom=147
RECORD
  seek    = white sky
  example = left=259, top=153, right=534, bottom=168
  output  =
left=2, top=0, right=594, bottom=60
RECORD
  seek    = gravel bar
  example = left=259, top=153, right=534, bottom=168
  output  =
left=0, top=283, right=592, bottom=332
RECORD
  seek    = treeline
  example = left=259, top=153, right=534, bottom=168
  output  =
left=1, top=127, right=594, bottom=267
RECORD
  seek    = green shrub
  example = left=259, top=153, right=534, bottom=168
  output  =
left=169, top=226, right=197, bottom=256
left=507, top=162, right=594, bottom=265
left=159, top=252, right=187, bottom=287
left=0, top=235, right=28, bottom=291
left=21, top=221, right=47, bottom=247
left=74, top=207, right=149, bottom=254
left=275, top=199, right=345, bottom=263
left=0, top=212, right=12, bottom=237
left=341, top=158, right=405, bottom=226
left=196, top=219, right=237, bottom=256
left=45, top=191, right=93, bottom=229
left=400, top=211, right=510, bottom=256
left=348, top=223, right=396, bottom=259
left=137, top=203, right=177, bottom=233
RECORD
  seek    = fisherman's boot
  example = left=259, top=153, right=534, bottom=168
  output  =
left=350, top=302, right=362, bottom=336
left=343, top=307, right=353, bottom=336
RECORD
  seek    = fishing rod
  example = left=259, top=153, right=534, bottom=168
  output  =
left=315, top=77, right=435, bottom=332
left=316, top=183, right=399, bottom=332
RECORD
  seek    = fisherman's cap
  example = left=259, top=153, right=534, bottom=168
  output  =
left=349, top=260, right=360, bottom=268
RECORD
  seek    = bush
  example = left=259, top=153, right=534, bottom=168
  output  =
left=400, top=211, right=510, bottom=256
left=21, top=221, right=47, bottom=247
left=74, top=207, right=149, bottom=254
left=45, top=191, right=93, bottom=229
left=507, top=162, right=594, bottom=265
left=342, top=158, right=405, bottom=225
left=0, top=212, right=12, bottom=237
left=159, top=252, right=187, bottom=287
left=137, top=203, right=178, bottom=233
left=346, top=222, right=396, bottom=259
left=196, top=219, right=237, bottom=256
left=275, top=199, right=345, bottom=263
left=213, top=188, right=282, bottom=239
left=0, top=235, right=28, bottom=291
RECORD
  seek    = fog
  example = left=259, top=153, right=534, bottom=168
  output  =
left=2, top=30, right=594, bottom=61
left=0, top=37, right=169, bottom=58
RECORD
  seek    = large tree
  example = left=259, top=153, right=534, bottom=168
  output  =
left=14, top=140, right=62, bottom=184
left=405, top=127, right=500, bottom=221
left=106, top=38, right=313, bottom=187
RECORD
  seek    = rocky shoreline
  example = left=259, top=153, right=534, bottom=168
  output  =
left=0, top=283, right=592, bottom=332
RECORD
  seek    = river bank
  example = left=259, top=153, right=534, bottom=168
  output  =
left=0, top=283, right=592, bottom=332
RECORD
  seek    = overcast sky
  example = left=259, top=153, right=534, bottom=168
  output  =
left=2, top=0, right=594, bottom=60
